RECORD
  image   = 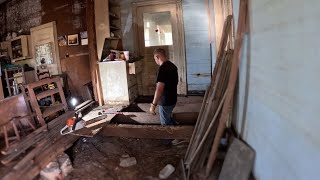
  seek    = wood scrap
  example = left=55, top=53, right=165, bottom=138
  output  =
left=218, top=139, right=255, bottom=180
left=184, top=49, right=233, bottom=170
left=183, top=10, right=250, bottom=178
left=205, top=0, right=248, bottom=176
left=0, top=111, right=77, bottom=180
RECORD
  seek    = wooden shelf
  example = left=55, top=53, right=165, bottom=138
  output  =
left=36, top=88, right=59, bottom=100
left=42, top=103, right=65, bottom=118
left=12, top=56, right=31, bottom=62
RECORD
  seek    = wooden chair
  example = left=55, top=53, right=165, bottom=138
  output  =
left=0, top=94, right=36, bottom=149
left=26, top=77, right=68, bottom=126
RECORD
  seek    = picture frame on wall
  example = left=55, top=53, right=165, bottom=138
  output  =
left=58, top=35, right=67, bottom=46
left=80, top=31, right=88, bottom=45
left=67, top=34, right=79, bottom=46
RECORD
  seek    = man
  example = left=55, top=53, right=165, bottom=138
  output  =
left=150, top=48, right=178, bottom=127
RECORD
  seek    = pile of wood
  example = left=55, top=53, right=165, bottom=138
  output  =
left=1, top=111, right=78, bottom=180
left=184, top=0, right=248, bottom=178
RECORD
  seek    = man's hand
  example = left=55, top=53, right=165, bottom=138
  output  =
left=149, top=103, right=156, bottom=115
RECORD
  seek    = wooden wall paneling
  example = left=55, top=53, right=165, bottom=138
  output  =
left=94, top=0, right=110, bottom=61
left=87, top=0, right=103, bottom=105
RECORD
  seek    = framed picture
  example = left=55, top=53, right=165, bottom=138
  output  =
left=35, top=43, right=54, bottom=65
left=67, top=34, right=79, bottom=46
left=80, top=31, right=88, bottom=45
left=58, top=35, right=67, bottom=46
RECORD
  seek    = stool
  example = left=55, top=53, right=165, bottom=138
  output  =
left=2, top=116, right=36, bottom=149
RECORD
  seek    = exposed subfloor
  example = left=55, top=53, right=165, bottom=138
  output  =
left=66, top=135, right=188, bottom=180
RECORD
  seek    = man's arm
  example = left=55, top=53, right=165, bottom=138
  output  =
left=150, top=82, right=165, bottom=114
left=152, top=82, right=165, bottom=105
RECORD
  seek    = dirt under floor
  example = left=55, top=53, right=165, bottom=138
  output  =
left=66, top=135, right=189, bottom=180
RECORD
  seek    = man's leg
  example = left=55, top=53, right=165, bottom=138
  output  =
left=159, top=105, right=176, bottom=126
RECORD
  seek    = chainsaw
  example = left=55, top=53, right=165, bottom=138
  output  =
left=60, top=100, right=95, bottom=135
left=60, top=100, right=124, bottom=135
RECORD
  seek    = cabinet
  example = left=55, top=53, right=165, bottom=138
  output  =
left=95, top=0, right=122, bottom=60
left=98, top=61, right=138, bottom=105
left=10, top=35, right=32, bottom=62
left=0, top=41, right=13, bottom=59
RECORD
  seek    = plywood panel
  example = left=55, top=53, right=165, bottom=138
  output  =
left=95, top=0, right=110, bottom=60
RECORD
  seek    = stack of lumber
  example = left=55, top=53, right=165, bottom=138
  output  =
left=0, top=111, right=78, bottom=180
left=184, top=0, right=248, bottom=178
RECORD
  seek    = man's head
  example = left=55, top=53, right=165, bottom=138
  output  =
left=153, top=48, right=167, bottom=65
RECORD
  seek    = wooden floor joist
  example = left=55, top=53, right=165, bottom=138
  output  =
left=112, top=112, right=198, bottom=125
left=100, top=124, right=194, bottom=140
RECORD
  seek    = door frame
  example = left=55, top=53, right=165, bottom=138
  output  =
left=132, top=0, right=187, bottom=95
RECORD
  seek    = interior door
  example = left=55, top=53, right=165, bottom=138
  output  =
left=30, top=22, right=61, bottom=76
left=136, top=3, right=186, bottom=96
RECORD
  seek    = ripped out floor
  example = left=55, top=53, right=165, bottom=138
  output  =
left=66, top=96, right=203, bottom=180
left=66, top=135, right=188, bottom=180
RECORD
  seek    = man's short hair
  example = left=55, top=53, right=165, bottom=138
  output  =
left=153, top=48, right=167, bottom=57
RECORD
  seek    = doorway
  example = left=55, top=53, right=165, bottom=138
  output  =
left=133, top=0, right=186, bottom=96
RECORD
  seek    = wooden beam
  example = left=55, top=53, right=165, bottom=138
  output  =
left=86, top=0, right=103, bottom=105
left=112, top=112, right=198, bottom=125
left=100, top=124, right=194, bottom=140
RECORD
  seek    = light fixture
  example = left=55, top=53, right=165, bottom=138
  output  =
left=70, top=97, right=78, bottom=107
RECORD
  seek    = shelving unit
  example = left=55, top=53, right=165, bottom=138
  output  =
left=109, top=2, right=121, bottom=39
left=10, top=35, right=32, bottom=62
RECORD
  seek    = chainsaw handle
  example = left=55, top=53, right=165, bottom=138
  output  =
left=60, top=125, right=72, bottom=136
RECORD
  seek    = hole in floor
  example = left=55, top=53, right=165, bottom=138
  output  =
left=64, top=134, right=188, bottom=179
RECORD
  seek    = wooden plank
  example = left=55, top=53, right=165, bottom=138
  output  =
left=36, top=88, right=59, bottom=100
left=100, top=124, right=194, bottom=140
left=137, top=103, right=202, bottom=113
left=112, top=112, right=198, bottom=125
left=1, top=112, right=73, bottom=162
left=218, top=139, right=255, bottom=180
left=0, top=78, right=4, bottom=100
left=205, top=0, right=248, bottom=176
left=26, top=77, right=60, bottom=89
left=1, top=112, right=77, bottom=180
left=94, top=0, right=110, bottom=60
left=42, top=104, right=65, bottom=117
left=87, top=0, right=103, bottom=105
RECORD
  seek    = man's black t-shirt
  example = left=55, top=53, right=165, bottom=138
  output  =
left=156, top=61, right=178, bottom=106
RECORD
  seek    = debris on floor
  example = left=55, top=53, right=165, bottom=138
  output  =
left=119, top=156, right=137, bottom=167
left=40, top=153, right=73, bottom=180
left=159, top=164, right=175, bottom=179
left=66, top=135, right=187, bottom=180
